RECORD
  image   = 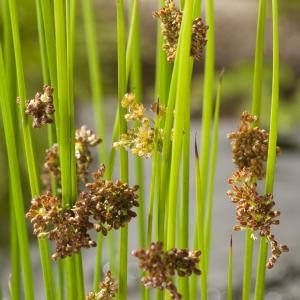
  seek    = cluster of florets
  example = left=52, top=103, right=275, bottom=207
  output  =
left=227, top=111, right=280, bottom=179
left=75, top=126, right=102, bottom=182
left=227, top=112, right=288, bottom=269
left=86, top=271, right=118, bottom=300
left=42, top=126, right=101, bottom=188
left=153, top=0, right=208, bottom=62
left=75, top=164, right=139, bottom=236
left=113, top=93, right=165, bottom=158
left=132, top=242, right=201, bottom=299
left=26, top=191, right=95, bottom=260
left=25, top=85, right=55, bottom=128
left=27, top=165, right=139, bottom=260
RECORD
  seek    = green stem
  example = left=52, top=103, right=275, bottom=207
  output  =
left=204, top=69, right=223, bottom=271
left=116, top=1, right=129, bottom=299
left=227, top=237, right=233, bottom=300
left=178, top=61, right=193, bottom=299
left=242, top=2, right=267, bottom=298
left=93, top=234, right=103, bottom=290
left=53, top=0, right=77, bottom=298
left=8, top=0, right=57, bottom=298
left=0, top=45, right=34, bottom=300
left=9, top=198, right=20, bottom=300
left=81, top=0, right=107, bottom=163
left=254, top=0, right=279, bottom=298
left=166, top=0, right=193, bottom=250
left=200, top=0, right=215, bottom=209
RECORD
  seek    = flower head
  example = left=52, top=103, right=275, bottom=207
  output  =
left=86, top=271, right=118, bottom=300
left=75, top=164, right=139, bottom=235
left=42, top=126, right=101, bottom=188
left=25, top=85, right=55, bottom=128
left=153, top=0, right=208, bottom=62
left=227, top=168, right=289, bottom=268
left=26, top=191, right=61, bottom=238
left=227, top=111, right=280, bottom=179
left=132, top=242, right=201, bottom=299
left=113, top=93, right=165, bottom=158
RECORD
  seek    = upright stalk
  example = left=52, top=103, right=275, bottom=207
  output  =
left=227, top=236, right=233, bottom=300
left=0, top=45, right=34, bottom=300
left=8, top=0, right=55, bottom=298
left=166, top=0, right=194, bottom=250
left=254, top=0, right=279, bottom=298
left=200, top=0, right=215, bottom=199
left=116, top=1, right=129, bottom=299
left=204, top=69, right=223, bottom=270
left=242, top=2, right=267, bottom=298
left=53, top=0, right=77, bottom=298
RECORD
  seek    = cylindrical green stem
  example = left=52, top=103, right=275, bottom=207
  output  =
left=116, top=1, right=129, bottom=299
left=227, top=237, right=233, bottom=300
left=254, top=0, right=279, bottom=298
left=0, top=46, right=34, bottom=300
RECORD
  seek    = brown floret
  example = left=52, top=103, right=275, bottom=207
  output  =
left=132, top=241, right=201, bottom=299
left=86, top=271, right=118, bottom=300
left=153, top=0, right=208, bottom=62
left=75, top=164, right=139, bottom=236
left=25, top=85, right=55, bottom=128
left=227, top=111, right=280, bottom=179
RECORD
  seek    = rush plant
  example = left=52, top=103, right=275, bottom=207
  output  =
left=0, top=0, right=289, bottom=299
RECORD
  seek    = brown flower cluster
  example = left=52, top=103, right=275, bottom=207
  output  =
left=132, top=242, right=201, bottom=299
left=26, top=191, right=95, bottom=260
left=75, top=126, right=102, bottom=182
left=153, top=0, right=208, bottom=62
left=27, top=165, right=138, bottom=260
left=42, top=126, right=101, bottom=188
left=227, top=112, right=288, bottom=269
left=25, top=85, right=55, bottom=128
left=75, top=164, right=139, bottom=236
left=113, top=93, right=165, bottom=158
left=227, top=111, right=280, bottom=179
left=86, top=271, right=118, bottom=300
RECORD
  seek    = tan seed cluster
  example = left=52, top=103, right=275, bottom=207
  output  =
left=227, top=169, right=289, bottom=268
left=27, top=164, right=138, bottom=259
left=25, top=85, right=55, bottom=128
left=42, top=126, right=101, bottom=188
left=26, top=191, right=95, bottom=260
left=75, top=125, right=102, bottom=182
left=75, top=164, right=139, bottom=236
left=227, top=111, right=280, bottom=179
left=86, top=271, right=118, bottom=300
left=153, top=0, right=208, bottom=62
left=227, top=112, right=288, bottom=269
left=113, top=93, right=165, bottom=158
left=132, top=241, right=201, bottom=299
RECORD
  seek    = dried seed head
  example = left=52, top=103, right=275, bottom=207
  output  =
left=132, top=242, right=201, bottom=299
left=42, top=126, right=101, bottom=188
left=153, top=0, right=208, bottom=62
left=26, top=191, right=61, bottom=238
left=26, top=191, right=96, bottom=259
left=75, top=126, right=102, bottom=183
left=227, top=111, right=280, bottom=179
left=25, top=85, right=55, bottom=128
left=49, top=209, right=96, bottom=260
left=86, top=271, right=118, bottom=300
left=74, top=164, right=139, bottom=235
left=113, top=93, right=164, bottom=158
left=227, top=168, right=289, bottom=268
left=41, top=143, right=60, bottom=189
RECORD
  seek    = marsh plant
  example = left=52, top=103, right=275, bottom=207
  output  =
left=0, top=0, right=288, bottom=299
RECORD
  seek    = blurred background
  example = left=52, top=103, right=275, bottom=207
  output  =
left=0, top=0, right=299, bottom=299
